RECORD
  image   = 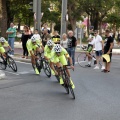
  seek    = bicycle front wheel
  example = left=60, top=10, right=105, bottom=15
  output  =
left=7, top=57, right=17, bottom=72
left=0, top=56, right=6, bottom=70
left=77, top=53, right=88, bottom=68
left=69, top=85, right=75, bottom=99
left=43, top=60, right=51, bottom=78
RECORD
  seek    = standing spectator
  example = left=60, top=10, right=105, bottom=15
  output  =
left=102, top=30, right=114, bottom=73
left=6, top=22, right=16, bottom=56
left=93, top=30, right=104, bottom=69
left=21, top=25, right=31, bottom=59
left=42, top=29, right=51, bottom=47
left=52, top=31, right=60, bottom=44
left=117, top=31, right=120, bottom=47
left=34, top=29, right=41, bottom=40
left=42, top=23, right=50, bottom=34
left=60, top=33, right=68, bottom=50
left=67, top=31, right=77, bottom=66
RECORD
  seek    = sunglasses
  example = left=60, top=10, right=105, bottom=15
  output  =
left=48, top=46, right=53, bottom=48
left=94, top=33, right=97, bottom=34
left=56, top=52, right=61, bottom=54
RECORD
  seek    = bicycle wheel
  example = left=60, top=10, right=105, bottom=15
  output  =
left=0, top=56, right=6, bottom=70
left=69, top=85, right=75, bottom=99
left=55, top=75, right=60, bottom=82
left=42, top=60, right=51, bottom=78
left=77, top=53, right=88, bottom=68
left=62, top=72, right=69, bottom=94
left=7, top=56, right=17, bottom=72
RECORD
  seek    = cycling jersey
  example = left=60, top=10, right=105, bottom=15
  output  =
left=0, top=41, right=9, bottom=53
left=26, top=39, right=42, bottom=53
left=51, top=47, right=69, bottom=65
left=44, top=45, right=54, bottom=59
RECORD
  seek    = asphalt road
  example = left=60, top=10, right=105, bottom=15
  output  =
left=0, top=55, right=120, bottom=120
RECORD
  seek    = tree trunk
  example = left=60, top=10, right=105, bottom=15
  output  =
left=0, top=0, right=7, bottom=37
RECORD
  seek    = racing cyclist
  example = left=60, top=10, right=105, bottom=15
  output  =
left=44, top=39, right=56, bottom=75
left=26, top=35, right=44, bottom=74
left=0, top=37, right=12, bottom=56
left=51, top=44, right=75, bottom=89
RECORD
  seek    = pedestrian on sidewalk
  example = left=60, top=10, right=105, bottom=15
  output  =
left=6, top=22, right=16, bottom=56
left=102, top=30, right=114, bottom=73
left=21, top=25, right=31, bottom=59
left=67, top=31, right=77, bottom=66
left=60, top=33, right=68, bottom=50
left=93, top=30, right=105, bottom=70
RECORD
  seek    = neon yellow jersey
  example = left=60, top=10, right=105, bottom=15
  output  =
left=51, top=47, right=69, bottom=65
left=44, top=44, right=55, bottom=59
left=53, top=47, right=69, bottom=58
left=0, top=41, right=9, bottom=47
left=26, top=39, right=42, bottom=51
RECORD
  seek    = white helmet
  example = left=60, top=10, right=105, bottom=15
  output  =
left=54, top=44, right=62, bottom=52
left=0, top=37, right=6, bottom=42
left=31, top=35, right=36, bottom=42
left=47, top=40, right=53, bottom=46
left=33, top=34, right=41, bottom=40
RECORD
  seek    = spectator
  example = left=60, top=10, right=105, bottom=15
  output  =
left=6, top=22, right=16, bottom=56
left=21, top=25, right=31, bottom=59
left=60, top=33, right=68, bottom=50
left=42, top=23, right=50, bottom=34
left=67, top=31, right=77, bottom=66
left=52, top=31, right=60, bottom=44
left=42, top=28, right=51, bottom=46
left=93, top=30, right=104, bottom=69
left=34, top=29, right=41, bottom=40
left=117, top=31, right=120, bottom=47
left=102, top=30, right=114, bottom=73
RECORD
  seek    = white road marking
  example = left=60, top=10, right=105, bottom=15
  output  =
left=4, top=71, right=19, bottom=75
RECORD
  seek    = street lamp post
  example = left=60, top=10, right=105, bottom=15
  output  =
left=33, top=0, right=41, bottom=33
left=61, top=0, right=68, bottom=37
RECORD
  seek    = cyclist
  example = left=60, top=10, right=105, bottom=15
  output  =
left=0, top=37, right=12, bottom=56
left=26, top=35, right=44, bottom=75
left=44, top=40, right=56, bottom=75
left=51, top=44, right=75, bottom=89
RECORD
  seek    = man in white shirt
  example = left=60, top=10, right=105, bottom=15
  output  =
left=93, top=30, right=104, bottom=69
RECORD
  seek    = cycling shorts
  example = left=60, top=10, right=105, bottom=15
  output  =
left=0, top=47, right=5, bottom=54
left=51, top=55, right=67, bottom=66
left=87, top=44, right=93, bottom=53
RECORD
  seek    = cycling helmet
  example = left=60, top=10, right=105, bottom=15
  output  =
left=31, top=35, right=36, bottom=42
left=0, top=37, right=6, bottom=42
left=47, top=40, right=53, bottom=46
left=54, top=44, right=62, bottom=52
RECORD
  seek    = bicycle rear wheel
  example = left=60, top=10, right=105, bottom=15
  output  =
left=7, top=56, right=17, bottom=72
left=43, top=60, right=51, bottom=78
left=69, top=85, right=75, bottom=99
left=77, top=53, right=88, bottom=68
left=0, top=56, right=6, bottom=70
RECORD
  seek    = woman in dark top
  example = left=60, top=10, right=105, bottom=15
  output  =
left=21, top=25, right=31, bottom=59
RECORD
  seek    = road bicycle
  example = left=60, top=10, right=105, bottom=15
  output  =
left=55, top=65, right=75, bottom=99
left=77, top=45, right=102, bottom=68
left=0, top=50, right=17, bottom=72
left=32, top=52, right=51, bottom=77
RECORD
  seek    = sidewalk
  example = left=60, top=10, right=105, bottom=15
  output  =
left=12, top=42, right=120, bottom=62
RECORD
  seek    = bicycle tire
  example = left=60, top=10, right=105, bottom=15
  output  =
left=55, top=75, right=60, bottom=82
left=0, top=56, right=6, bottom=70
left=77, top=53, right=89, bottom=68
left=69, top=85, right=75, bottom=99
left=42, top=60, right=51, bottom=78
left=62, top=71, right=69, bottom=94
left=7, top=56, right=17, bottom=72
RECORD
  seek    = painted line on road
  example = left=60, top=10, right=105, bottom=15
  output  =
left=4, top=71, right=20, bottom=75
